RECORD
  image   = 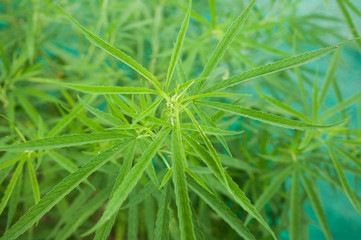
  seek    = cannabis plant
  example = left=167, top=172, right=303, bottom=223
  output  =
left=1, top=0, right=360, bottom=239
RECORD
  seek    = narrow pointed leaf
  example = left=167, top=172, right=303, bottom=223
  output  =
left=154, top=190, right=170, bottom=240
left=0, top=160, right=26, bottom=216
left=326, top=143, right=361, bottom=214
left=202, top=39, right=354, bottom=93
left=59, top=6, right=162, bottom=90
left=165, top=0, right=191, bottom=90
left=245, top=166, right=291, bottom=224
left=57, top=82, right=159, bottom=95
left=188, top=177, right=256, bottom=240
left=290, top=169, right=300, bottom=240
left=78, top=96, right=123, bottom=126
left=198, top=100, right=341, bottom=130
left=1, top=142, right=130, bottom=240
left=195, top=0, right=256, bottom=92
left=0, top=133, right=129, bottom=151
left=83, top=129, right=171, bottom=235
left=300, top=172, right=333, bottom=240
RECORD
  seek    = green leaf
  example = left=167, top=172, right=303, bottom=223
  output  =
left=27, top=158, right=40, bottom=204
left=202, top=39, right=354, bottom=93
left=245, top=166, right=291, bottom=224
left=82, top=128, right=171, bottom=235
left=181, top=123, right=244, bottom=136
left=59, top=6, right=164, bottom=92
left=198, top=100, right=341, bottom=130
left=188, top=177, right=256, bottom=240
left=182, top=93, right=249, bottom=103
left=318, top=48, right=342, bottom=105
left=320, top=91, right=361, bottom=121
left=131, top=97, right=163, bottom=127
left=154, top=189, right=170, bottom=240
left=259, top=92, right=311, bottom=122
left=0, top=160, right=26, bottom=216
left=300, top=172, right=333, bottom=240
left=195, top=0, right=256, bottom=92
left=158, top=168, right=173, bottom=190
left=183, top=133, right=276, bottom=239
left=1, top=142, right=130, bottom=240
left=336, top=0, right=361, bottom=49
left=165, top=0, right=191, bottom=91
left=0, top=132, right=129, bottom=151
left=171, top=130, right=196, bottom=240
left=55, top=82, right=159, bottom=95
left=94, top=215, right=117, bottom=240
left=182, top=106, right=228, bottom=185
left=290, top=169, right=300, bottom=240
left=78, top=96, right=124, bottom=126
left=326, top=143, right=361, bottom=215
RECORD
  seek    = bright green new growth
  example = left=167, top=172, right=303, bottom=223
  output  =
left=0, top=0, right=359, bottom=239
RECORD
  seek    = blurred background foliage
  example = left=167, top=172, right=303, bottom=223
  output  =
left=0, top=0, right=360, bottom=239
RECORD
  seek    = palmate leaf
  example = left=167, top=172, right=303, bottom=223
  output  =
left=59, top=6, right=165, bottom=95
left=0, top=142, right=130, bottom=240
left=202, top=39, right=354, bottom=93
left=165, top=0, right=191, bottom=91
left=188, top=177, right=256, bottom=240
left=198, top=100, right=341, bottom=130
left=181, top=123, right=244, bottom=136
left=0, top=132, right=129, bottom=151
left=194, top=0, right=256, bottom=93
left=82, top=128, right=171, bottom=236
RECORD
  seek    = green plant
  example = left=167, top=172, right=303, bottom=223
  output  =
left=1, top=0, right=360, bottom=239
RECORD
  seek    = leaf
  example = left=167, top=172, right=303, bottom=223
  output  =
left=320, top=91, right=361, bottom=121
left=82, top=128, right=171, bottom=235
left=78, top=96, right=124, bottom=126
left=326, top=143, right=361, bottom=214
left=171, top=130, right=196, bottom=240
left=318, top=48, right=342, bottom=105
left=198, top=100, right=341, bottom=130
left=59, top=6, right=164, bottom=92
left=54, top=82, right=159, bottom=95
left=0, top=160, right=26, bottom=216
left=181, top=123, right=244, bottom=136
left=290, top=169, right=300, bottom=240
left=154, top=189, right=170, bottom=240
left=94, top=215, right=117, bottom=240
left=158, top=168, right=173, bottom=190
left=27, top=158, right=40, bottom=204
left=300, top=172, right=333, bottom=240
left=336, top=0, right=361, bottom=49
left=1, top=142, right=130, bottom=240
left=182, top=93, right=249, bottom=103
left=188, top=177, right=256, bottom=240
left=202, top=39, right=355, bottom=93
left=195, top=0, right=256, bottom=92
left=183, top=133, right=276, bottom=239
left=0, top=133, right=129, bottom=152
left=131, top=97, right=163, bottom=127
left=182, top=106, right=228, bottom=185
left=259, top=92, right=311, bottom=122
left=165, top=0, right=191, bottom=91
left=245, top=166, right=291, bottom=224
